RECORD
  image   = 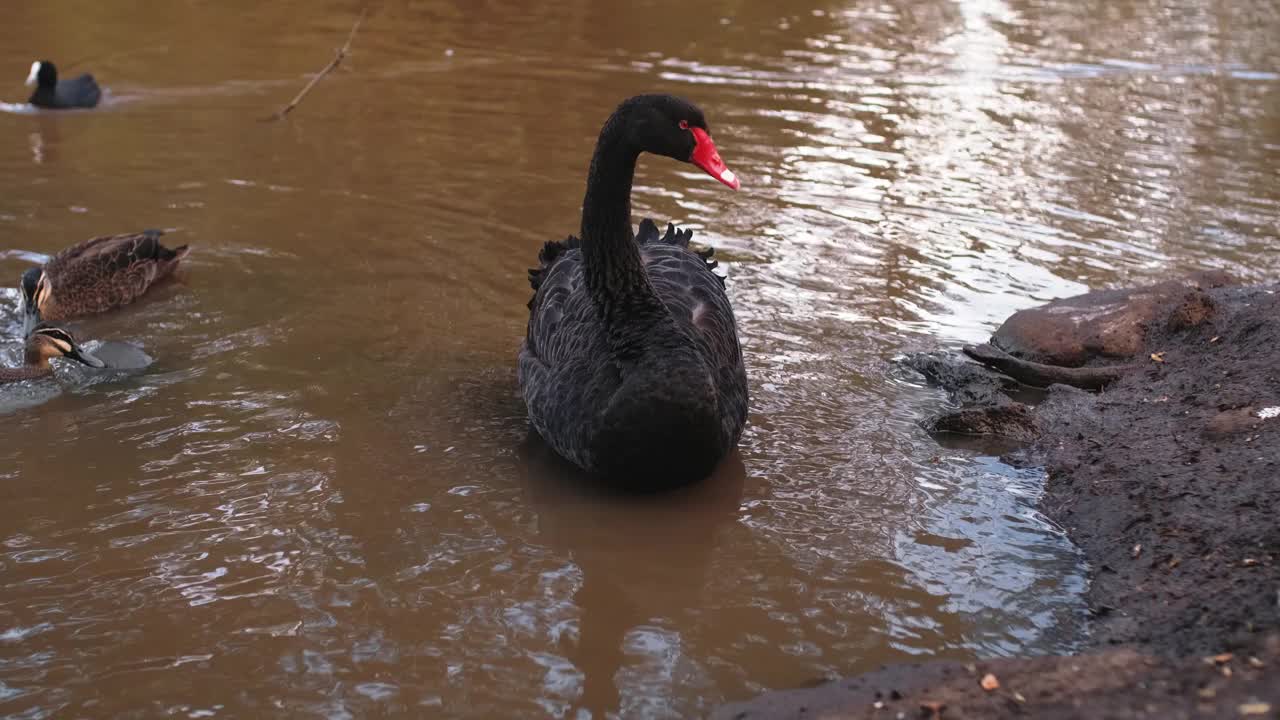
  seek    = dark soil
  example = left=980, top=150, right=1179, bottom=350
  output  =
left=715, top=281, right=1280, bottom=719
left=714, top=639, right=1279, bottom=720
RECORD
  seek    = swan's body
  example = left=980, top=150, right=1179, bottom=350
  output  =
left=25, top=60, right=100, bottom=109
left=518, top=95, right=747, bottom=490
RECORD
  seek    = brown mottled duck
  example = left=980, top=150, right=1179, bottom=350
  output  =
left=0, top=324, right=104, bottom=384
left=20, top=229, right=189, bottom=335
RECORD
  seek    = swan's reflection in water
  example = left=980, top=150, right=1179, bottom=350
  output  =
left=518, top=436, right=746, bottom=717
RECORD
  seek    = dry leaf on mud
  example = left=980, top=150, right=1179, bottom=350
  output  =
left=1242, top=558, right=1260, bottom=567
left=1150, top=352, right=1166, bottom=363
left=1248, top=657, right=1265, bottom=668
left=920, top=700, right=946, bottom=718
left=1213, top=653, right=1234, bottom=664
left=980, top=674, right=1000, bottom=691
left=1132, top=544, right=1143, bottom=558
left=1210, top=336, right=1221, bottom=343
left=1238, top=701, right=1271, bottom=716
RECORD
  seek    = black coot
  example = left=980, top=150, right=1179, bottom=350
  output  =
left=25, top=60, right=101, bottom=109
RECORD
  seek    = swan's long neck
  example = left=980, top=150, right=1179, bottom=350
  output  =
left=580, top=118, right=668, bottom=332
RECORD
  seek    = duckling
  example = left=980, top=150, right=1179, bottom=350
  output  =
left=20, top=229, right=190, bottom=335
left=0, top=324, right=104, bottom=384
left=25, top=60, right=101, bottom=109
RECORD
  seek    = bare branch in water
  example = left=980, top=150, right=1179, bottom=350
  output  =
left=266, top=8, right=367, bottom=122
left=963, top=343, right=1136, bottom=390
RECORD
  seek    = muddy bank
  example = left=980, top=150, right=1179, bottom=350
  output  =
left=716, top=280, right=1280, bottom=719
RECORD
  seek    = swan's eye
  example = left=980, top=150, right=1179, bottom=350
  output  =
left=679, top=120, right=689, bottom=130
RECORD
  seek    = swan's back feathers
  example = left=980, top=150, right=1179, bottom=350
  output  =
left=640, top=219, right=723, bottom=287
left=527, top=219, right=720, bottom=298
left=638, top=218, right=685, bottom=246
left=524, top=219, right=729, bottom=362
left=519, top=218, right=748, bottom=487
left=527, top=235, right=581, bottom=300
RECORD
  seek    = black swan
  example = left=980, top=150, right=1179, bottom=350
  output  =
left=518, top=94, right=747, bottom=491
left=25, top=60, right=101, bottom=109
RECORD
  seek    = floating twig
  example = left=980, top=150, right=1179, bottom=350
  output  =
left=266, top=8, right=367, bottom=121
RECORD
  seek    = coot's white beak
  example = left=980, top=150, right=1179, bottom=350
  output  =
left=25, top=61, right=40, bottom=87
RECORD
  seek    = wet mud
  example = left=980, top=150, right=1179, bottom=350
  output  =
left=718, top=279, right=1280, bottom=719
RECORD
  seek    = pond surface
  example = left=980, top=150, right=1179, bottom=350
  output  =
left=1, top=0, right=1278, bottom=717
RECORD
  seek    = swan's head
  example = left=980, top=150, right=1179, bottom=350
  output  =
left=26, top=324, right=105, bottom=369
left=25, top=60, right=56, bottom=88
left=617, top=94, right=740, bottom=190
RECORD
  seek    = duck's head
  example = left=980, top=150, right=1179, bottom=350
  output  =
left=25, top=60, right=57, bottom=88
left=19, top=267, right=45, bottom=336
left=613, top=94, right=740, bottom=190
left=25, top=323, right=104, bottom=369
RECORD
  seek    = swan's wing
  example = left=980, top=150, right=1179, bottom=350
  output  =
left=519, top=220, right=748, bottom=464
left=524, top=244, right=587, bottom=362
left=526, top=220, right=735, bottom=366
left=638, top=219, right=723, bottom=285
left=639, top=221, right=748, bottom=435
left=643, top=243, right=737, bottom=352
left=519, top=245, right=617, bottom=468
left=527, top=235, right=580, bottom=297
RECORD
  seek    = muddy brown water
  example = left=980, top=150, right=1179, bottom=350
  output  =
left=0, top=1, right=1277, bottom=717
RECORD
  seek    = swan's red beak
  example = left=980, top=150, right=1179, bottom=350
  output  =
left=689, top=127, right=740, bottom=190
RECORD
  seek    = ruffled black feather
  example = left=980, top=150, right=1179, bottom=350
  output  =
left=527, top=235, right=581, bottom=298
left=528, top=219, right=721, bottom=300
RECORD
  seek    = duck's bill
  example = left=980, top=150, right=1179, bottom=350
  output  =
left=20, top=309, right=39, bottom=338
left=689, top=127, right=741, bottom=190
left=69, top=346, right=106, bottom=368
